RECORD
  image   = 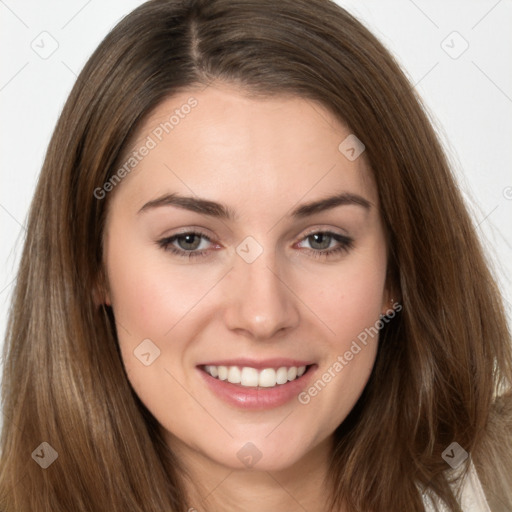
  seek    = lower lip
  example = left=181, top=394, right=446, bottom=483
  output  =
left=197, top=366, right=317, bottom=410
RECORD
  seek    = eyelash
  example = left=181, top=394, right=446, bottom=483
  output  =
left=157, top=230, right=354, bottom=260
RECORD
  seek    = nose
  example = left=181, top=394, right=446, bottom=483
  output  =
left=223, top=249, right=300, bottom=340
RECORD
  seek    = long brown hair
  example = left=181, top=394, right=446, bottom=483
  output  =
left=1, top=0, right=511, bottom=510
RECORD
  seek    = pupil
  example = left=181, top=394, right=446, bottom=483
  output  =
left=310, top=233, right=331, bottom=250
left=179, top=234, right=200, bottom=250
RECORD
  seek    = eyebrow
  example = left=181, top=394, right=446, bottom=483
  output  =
left=137, top=191, right=371, bottom=220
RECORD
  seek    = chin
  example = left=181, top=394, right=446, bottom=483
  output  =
left=202, top=434, right=318, bottom=473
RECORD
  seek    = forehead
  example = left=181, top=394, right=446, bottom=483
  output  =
left=112, top=83, right=377, bottom=213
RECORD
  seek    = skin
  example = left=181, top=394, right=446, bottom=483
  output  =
left=102, top=83, right=391, bottom=511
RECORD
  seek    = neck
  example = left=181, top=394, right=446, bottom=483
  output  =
left=168, top=435, right=338, bottom=512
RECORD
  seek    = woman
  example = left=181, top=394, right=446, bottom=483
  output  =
left=1, top=0, right=511, bottom=510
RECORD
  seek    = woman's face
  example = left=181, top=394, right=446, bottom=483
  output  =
left=103, top=83, right=390, bottom=472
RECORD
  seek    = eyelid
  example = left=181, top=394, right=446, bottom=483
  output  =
left=157, top=225, right=354, bottom=260
left=158, top=230, right=218, bottom=246
left=161, top=225, right=217, bottom=240
left=298, top=225, right=349, bottom=239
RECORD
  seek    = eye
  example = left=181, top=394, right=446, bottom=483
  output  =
left=296, top=231, right=354, bottom=259
left=157, top=229, right=354, bottom=261
left=157, top=231, right=215, bottom=259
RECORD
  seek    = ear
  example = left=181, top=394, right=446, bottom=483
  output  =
left=380, top=274, right=402, bottom=317
left=93, top=269, right=111, bottom=307
left=380, top=289, right=393, bottom=317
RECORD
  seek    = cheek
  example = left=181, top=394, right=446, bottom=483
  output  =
left=309, top=267, right=384, bottom=377
left=103, top=238, right=193, bottom=381
left=104, top=246, right=198, bottom=418
left=303, top=250, right=387, bottom=347
left=335, top=268, right=386, bottom=340
left=292, top=246, right=387, bottom=432
left=105, top=239, right=210, bottom=337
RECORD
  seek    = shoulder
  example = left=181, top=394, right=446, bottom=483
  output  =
left=422, top=391, right=512, bottom=511
left=457, top=461, right=492, bottom=512
left=421, top=460, right=491, bottom=512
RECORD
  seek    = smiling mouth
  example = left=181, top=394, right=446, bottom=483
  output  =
left=200, top=364, right=312, bottom=389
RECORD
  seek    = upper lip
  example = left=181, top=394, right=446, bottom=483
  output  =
left=197, top=358, right=314, bottom=370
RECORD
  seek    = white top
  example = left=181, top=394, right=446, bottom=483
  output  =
left=422, top=460, right=491, bottom=511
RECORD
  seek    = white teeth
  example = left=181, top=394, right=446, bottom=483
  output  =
left=205, top=365, right=218, bottom=378
left=259, top=368, right=276, bottom=387
left=218, top=365, right=228, bottom=380
left=287, top=367, right=297, bottom=381
left=203, top=364, right=309, bottom=388
left=227, top=366, right=241, bottom=384
left=276, top=367, right=288, bottom=385
left=241, top=367, right=259, bottom=387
